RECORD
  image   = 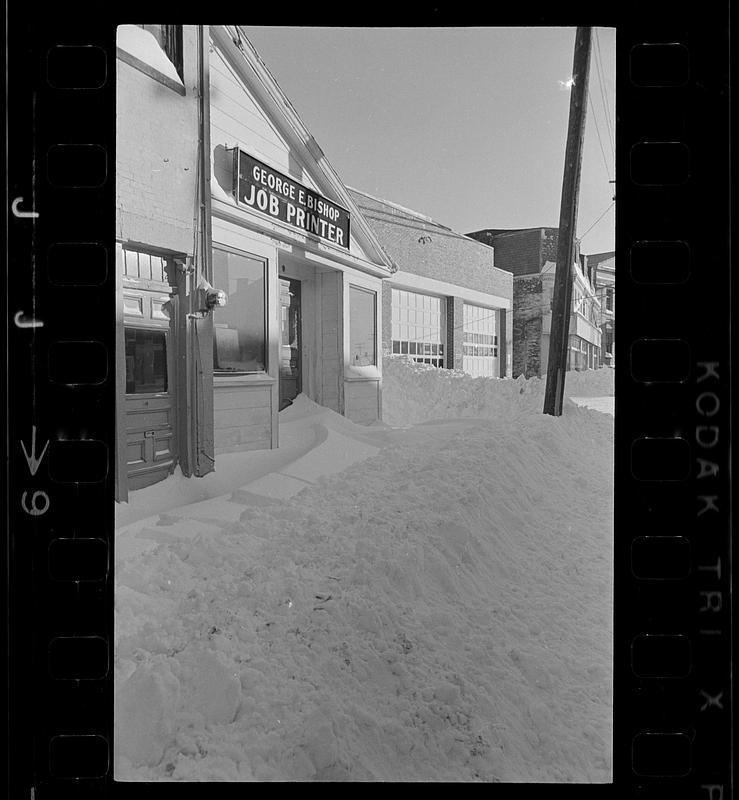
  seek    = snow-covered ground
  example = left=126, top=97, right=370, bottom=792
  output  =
left=115, top=357, right=614, bottom=782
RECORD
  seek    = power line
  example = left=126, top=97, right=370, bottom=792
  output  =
left=579, top=201, right=615, bottom=241
left=594, top=29, right=615, bottom=159
left=588, top=91, right=613, bottom=183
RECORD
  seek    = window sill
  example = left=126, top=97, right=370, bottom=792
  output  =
left=214, top=373, right=276, bottom=388
left=117, top=47, right=186, bottom=96
left=344, top=365, right=381, bottom=381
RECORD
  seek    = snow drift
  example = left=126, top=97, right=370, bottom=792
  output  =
left=115, top=357, right=613, bottom=782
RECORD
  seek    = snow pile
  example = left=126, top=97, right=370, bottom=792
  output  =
left=381, top=355, right=614, bottom=427
left=549, top=365, right=615, bottom=397
left=115, top=363, right=613, bottom=782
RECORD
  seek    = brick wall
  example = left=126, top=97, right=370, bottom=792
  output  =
left=542, top=227, right=584, bottom=270
left=541, top=228, right=558, bottom=264
left=469, top=228, right=543, bottom=277
left=349, top=190, right=511, bottom=301
left=512, top=276, right=544, bottom=377
left=116, top=26, right=201, bottom=255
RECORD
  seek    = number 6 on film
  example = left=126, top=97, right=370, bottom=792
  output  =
left=21, top=490, right=50, bottom=516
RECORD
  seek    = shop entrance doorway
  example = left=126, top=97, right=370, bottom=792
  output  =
left=279, top=277, right=302, bottom=410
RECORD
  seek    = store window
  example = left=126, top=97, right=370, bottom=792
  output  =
left=125, top=328, right=168, bottom=394
left=391, top=288, right=444, bottom=368
left=349, top=286, right=377, bottom=366
left=212, top=247, right=267, bottom=374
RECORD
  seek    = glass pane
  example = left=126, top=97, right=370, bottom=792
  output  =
left=212, top=248, right=266, bottom=373
left=125, top=328, right=167, bottom=394
left=350, top=286, right=376, bottom=366
left=139, top=253, right=152, bottom=280
left=124, top=249, right=139, bottom=277
left=151, top=255, right=165, bottom=283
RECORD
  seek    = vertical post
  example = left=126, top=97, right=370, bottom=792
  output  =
left=114, top=243, right=129, bottom=502
left=543, top=26, right=592, bottom=416
left=193, top=24, right=215, bottom=476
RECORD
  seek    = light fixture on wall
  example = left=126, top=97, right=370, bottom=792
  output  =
left=188, top=279, right=228, bottom=319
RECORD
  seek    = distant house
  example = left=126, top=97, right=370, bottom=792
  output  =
left=348, top=188, right=514, bottom=378
left=585, top=251, right=615, bottom=365
left=466, top=227, right=602, bottom=378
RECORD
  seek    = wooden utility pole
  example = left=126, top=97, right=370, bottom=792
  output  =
left=543, top=27, right=592, bottom=416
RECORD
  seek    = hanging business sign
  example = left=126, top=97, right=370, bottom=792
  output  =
left=234, top=150, right=350, bottom=250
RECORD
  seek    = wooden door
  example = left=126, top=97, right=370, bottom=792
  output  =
left=121, top=249, right=178, bottom=491
left=279, top=278, right=302, bottom=410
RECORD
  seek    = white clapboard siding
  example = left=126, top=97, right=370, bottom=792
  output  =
left=213, top=383, right=272, bottom=453
left=319, top=271, right=342, bottom=412
left=210, top=47, right=321, bottom=191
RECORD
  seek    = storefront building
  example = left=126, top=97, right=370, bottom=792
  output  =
left=116, top=24, right=213, bottom=501
left=348, top=189, right=513, bottom=378
left=467, top=227, right=602, bottom=378
left=207, top=27, right=394, bottom=453
left=116, top=25, right=394, bottom=500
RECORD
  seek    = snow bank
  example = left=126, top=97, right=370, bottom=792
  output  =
left=381, top=354, right=614, bottom=427
left=115, top=359, right=613, bottom=782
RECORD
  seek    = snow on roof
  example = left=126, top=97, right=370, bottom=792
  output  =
left=117, top=25, right=184, bottom=86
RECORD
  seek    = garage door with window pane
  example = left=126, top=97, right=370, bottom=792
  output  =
left=391, top=288, right=444, bottom=367
left=463, top=303, right=498, bottom=378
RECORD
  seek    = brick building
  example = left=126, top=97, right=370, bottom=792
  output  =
left=349, top=189, right=513, bottom=377
left=116, top=25, right=395, bottom=499
left=467, top=227, right=602, bottom=378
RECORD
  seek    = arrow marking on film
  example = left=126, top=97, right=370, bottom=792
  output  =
left=14, top=311, right=44, bottom=329
left=21, top=426, right=50, bottom=476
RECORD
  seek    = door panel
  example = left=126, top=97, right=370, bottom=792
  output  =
left=279, top=278, right=302, bottom=411
left=122, top=280, right=178, bottom=491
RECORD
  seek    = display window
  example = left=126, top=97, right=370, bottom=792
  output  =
left=212, top=247, right=267, bottom=374
left=349, top=285, right=377, bottom=367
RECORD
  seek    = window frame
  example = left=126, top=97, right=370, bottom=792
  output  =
left=348, top=284, right=378, bottom=368
left=390, top=287, right=445, bottom=368
left=211, top=244, right=269, bottom=378
left=124, top=326, right=170, bottom=396
left=462, top=302, right=499, bottom=364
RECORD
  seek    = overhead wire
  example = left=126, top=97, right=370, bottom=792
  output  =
left=588, top=91, right=613, bottom=183
left=594, top=29, right=616, bottom=158
left=579, top=201, right=615, bottom=241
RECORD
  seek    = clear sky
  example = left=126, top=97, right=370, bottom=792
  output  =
left=243, top=26, right=616, bottom=257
